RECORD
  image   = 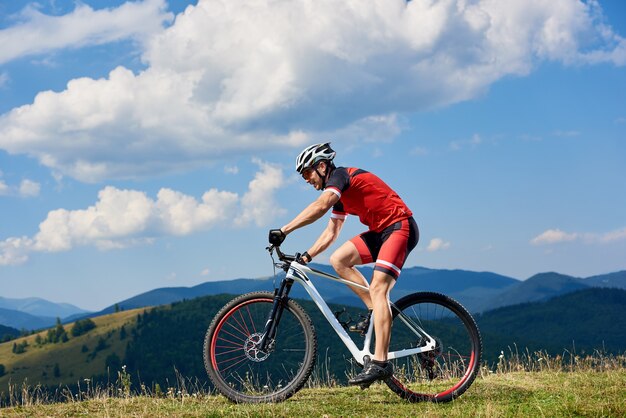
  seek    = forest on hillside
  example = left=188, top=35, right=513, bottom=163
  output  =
left=119, top=288, right=626, bottom=389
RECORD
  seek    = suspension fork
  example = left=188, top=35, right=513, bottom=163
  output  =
left=257, top=278, right=294, bottom=352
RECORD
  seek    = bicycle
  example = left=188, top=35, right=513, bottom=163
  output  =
left=203, top=245, right=482, bottom=403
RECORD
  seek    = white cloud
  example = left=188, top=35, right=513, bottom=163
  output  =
left=18, top=179, right=41, bottom=197
left=0, top=180, right=9, bottom=196
left=0, top=0, right=624, bottom=181
left=0, top=161, right=286, bottom=265
left=235, top=159, right=287, bottom=227
left=427, top=238, right=451, bottom=252
left=0, top=178, right=41, bottom=198
left=0, top=236, right=34, bottom=266
left=33, top=186, right=156, bottom=252
left=224, top=165, right=239, bottom=175
left=597, top=227, right=626, bottom=244
left=531, top=227, right=626, bottom=245
left=0, top=0, right=172, bottom=65
left=531, top=229, right=578, bottom=245
left=155, top=187, right=238, bottom=236
left=331, top=115, right=403, bottom=144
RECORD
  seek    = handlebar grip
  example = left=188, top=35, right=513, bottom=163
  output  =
left=268, top=229, right=286, bottom=246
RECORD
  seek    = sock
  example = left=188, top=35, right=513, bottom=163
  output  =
left=372, top=359, right=388, bottom=366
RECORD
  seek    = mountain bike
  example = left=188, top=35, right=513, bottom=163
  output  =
left=203, top=245, right=482, bottom=403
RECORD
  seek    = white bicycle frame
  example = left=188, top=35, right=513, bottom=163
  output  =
left=285, top=261, right=437, bottom=365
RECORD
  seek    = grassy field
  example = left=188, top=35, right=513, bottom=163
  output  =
left=0, top=308, right=144, bottom=389
left=0, top=369, right=624, bottom=417
left=1, top=308, right=625, bottom=416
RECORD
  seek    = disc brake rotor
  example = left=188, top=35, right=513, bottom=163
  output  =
left=243, top=332, right=270, bottom=362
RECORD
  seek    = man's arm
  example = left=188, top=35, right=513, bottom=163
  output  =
left=306, top=216, right=345, bottom=260
left=281, top=191, right=340, bottom=235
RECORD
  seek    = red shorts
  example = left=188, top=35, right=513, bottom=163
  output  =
left=350, top=217, right=419, bottom=279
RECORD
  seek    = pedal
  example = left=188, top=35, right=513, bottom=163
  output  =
left=333, top=308, right=353, bottom=330
left=348, top=311, right=372, bottom=336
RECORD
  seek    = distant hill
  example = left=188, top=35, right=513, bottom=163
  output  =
left=0, top=297, right=92, bottom=330
left=0, top=296, right=90, bottom=319
left=477, top=272, right=590, bottom=312
left=0, top=323, right=20, bottom=340
left=584, top=270, right=626, bottom=289
left=11, top=267, right=626, bottom=331
left=0, top=307, right=56, bottom=331
left=477, top=287, right=626, bottom=360
left=85, top=264, right=519, bottom=318
left=83, top=266, right=626, bottom=321
left=398, top=268, right=519, bottom=313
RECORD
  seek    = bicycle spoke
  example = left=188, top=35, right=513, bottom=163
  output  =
left=385, top=292, right=481, bottom=403
left=205, top=293, right=316, bottom=402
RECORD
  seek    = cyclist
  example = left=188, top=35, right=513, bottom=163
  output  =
left=269, top=142, right=419, bottom=387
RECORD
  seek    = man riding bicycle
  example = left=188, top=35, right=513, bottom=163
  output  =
left=269, top=142, right=419, bottom=387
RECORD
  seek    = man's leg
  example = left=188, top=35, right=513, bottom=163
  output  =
left=348, top=270, right=396, bottom=386
left=349, top=218, right=418, bottom=386
left=369, top=270, right=396, bottom=361
left=329, top=241, right=372, bottom=308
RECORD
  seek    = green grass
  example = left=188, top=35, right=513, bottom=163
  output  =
left=2, top=316, right=625, bottom=417
left=1, top=370, right=624, bottom=417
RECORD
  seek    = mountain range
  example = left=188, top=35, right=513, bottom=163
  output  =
left=0, top=297, right=90, bottom=332
left=87, top=266, right=626, bottom=318
left=1, top=266, right=624, bottom=331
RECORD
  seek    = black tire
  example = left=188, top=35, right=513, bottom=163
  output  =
left=203, top=291, right=317, bottom=403
left=384, top=292, right=482, bottom=403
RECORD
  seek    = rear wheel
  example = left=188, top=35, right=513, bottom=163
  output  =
left=203, top=291, right=317, bottom=403
left=385, top=292, right=482, bottom=402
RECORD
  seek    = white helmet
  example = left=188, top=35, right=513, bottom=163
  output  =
left=295, top=143, right=336, bottom=174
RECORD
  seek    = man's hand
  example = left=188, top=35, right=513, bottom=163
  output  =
left=269, top=229, right=286, bottom=245
left=296, top=251, right=312, bottom=264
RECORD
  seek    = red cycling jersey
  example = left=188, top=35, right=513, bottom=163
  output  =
left=325, top=167, right=412, bottom=232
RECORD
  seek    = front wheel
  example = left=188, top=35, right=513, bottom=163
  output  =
left=385, top=292, right=482, bottom=403
left=203, top=291, right=317, bottom=403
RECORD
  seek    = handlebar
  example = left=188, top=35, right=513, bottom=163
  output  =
left=267, top=244, right=296, bottom=264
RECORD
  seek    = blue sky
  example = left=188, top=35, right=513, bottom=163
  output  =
left=0, top=0, right=625, bottom=311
